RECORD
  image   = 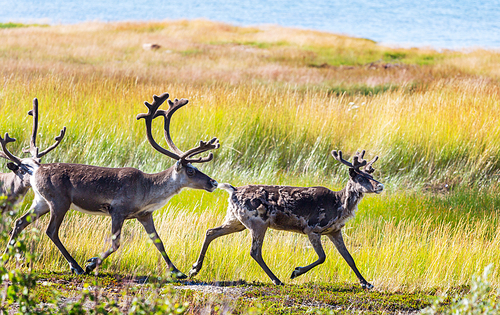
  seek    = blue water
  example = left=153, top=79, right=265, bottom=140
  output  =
left=1, top=0, right=500, bottom=49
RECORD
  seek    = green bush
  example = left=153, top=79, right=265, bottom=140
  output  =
left=421, top=264, right=500, bottom=314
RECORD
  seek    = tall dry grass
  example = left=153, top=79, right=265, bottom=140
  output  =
left=1, top=20, right=500, bottom=292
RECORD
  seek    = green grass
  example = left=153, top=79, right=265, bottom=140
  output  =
left=0, top=22, right=48, bottom=29
left=327, top=84, right=399, bottom=96
left=28, top=271, right=440, bottom=314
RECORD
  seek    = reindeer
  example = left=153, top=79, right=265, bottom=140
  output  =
left=2, top=93, right=219, bottom=278
left=189, top=150, right=383, bottom=288
left=0, top=98, right=66, bottom=213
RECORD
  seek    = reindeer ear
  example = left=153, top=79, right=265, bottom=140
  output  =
left=175, top=161, right=183, bottom=172
left=7, top=162, right=19, bottom=172
left=348, top=168, right=357, bottom=178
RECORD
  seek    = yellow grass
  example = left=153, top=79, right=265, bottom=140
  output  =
left=19, top=196, right=500, bottom=293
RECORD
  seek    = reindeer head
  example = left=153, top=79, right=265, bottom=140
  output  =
left=1, top=98, right=66, bottom=186
left=137, top=93, right=219, bottom=192
left=331, top=150, right=384, bottom=194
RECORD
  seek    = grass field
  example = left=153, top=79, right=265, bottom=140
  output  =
left=1, top=19, right=500, bottom=312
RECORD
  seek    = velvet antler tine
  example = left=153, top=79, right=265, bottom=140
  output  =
left=352, top=156, right=367, bottom=170
left=364, top=156, right=379, bottom=174
left=37, top=126, right=67, bottom=158
left=181, top=138, right=220, bottom=164
left=162, top=98, right=189, bottom=156
left=24, top=98, right=40, bottom=158
left=136, top=93, right=170, bottom=120
left=331, top=150, right=354, bottom=168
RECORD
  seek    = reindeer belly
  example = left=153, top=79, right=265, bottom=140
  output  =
left=130, top=196, right=172, bottom=218
left=70, top=203, right=111, bottom=216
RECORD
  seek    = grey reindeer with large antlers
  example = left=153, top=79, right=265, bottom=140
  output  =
left=4, top=93, right=219, bottom=278
left=0, top=98, right=66, bottom=213
left=189, top=150, right=383, bottom=288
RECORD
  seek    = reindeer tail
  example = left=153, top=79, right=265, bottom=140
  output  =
left=218, top=183, right=236, bottom=194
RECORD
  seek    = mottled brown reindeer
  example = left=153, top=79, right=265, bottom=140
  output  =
left=3, top=93, right=219, bottom=278
left=0, top=98, right=66, bottom=213
left=189, top=150, right=383, bottom=288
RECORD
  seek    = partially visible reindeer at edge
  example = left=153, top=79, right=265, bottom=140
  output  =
left=189, top=150, right=383, bottom=288
left=0, top=98, right=66, bottom=213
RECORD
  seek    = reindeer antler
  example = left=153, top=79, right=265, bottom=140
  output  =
left=331, top=149, right=378, bottom=173
left=331, top=150, right=366, bottom=170
left=354, top=150, right=379, bottom=173
left=23, top=98, right=67, bottom=160
left=137, top=93, right=219, bottom=164
left=137, top=93, right=182, bottom=160
left=158, top=97, right=190, bottom=157
left=0, top=133, right=22, bottom=165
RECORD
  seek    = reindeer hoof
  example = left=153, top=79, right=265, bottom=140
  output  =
left=70, top=265, right=85, bottom=275
left=361, top=282, right=374, bottom=290
left=188, top=262, right=201, bottom=278
left=188, top=268, right=199, bottom=278
left=170, top=269, right=187, bottom=280
left=273, top=280, right=284, bottom=286
left=85, top=257, right=100, bottom=274
left=290, top=267, right=301, bottom=279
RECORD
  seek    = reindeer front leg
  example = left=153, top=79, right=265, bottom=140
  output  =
left=137, top=213, right=186, bottom=280
left=249, top=223, right=284, bottom=285
left=328, top=230, right=373, bottom=289
left=4, top=197, right=50, bottom=261
left=44, top=200, right=85, bottom=274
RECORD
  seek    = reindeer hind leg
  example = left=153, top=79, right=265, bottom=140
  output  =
left=248, top=223, right=284, bottom=285
left=85, top=212, right=126, bottom=274
left=189, top=215, right=246, bottom=278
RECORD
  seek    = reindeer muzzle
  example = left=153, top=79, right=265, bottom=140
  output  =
left=374, top=183, right=384, bottom=194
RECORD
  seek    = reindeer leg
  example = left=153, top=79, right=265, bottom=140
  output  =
left=44, top=201, right=84, bottom=274
left=189, top=216, right=246, bottom=278
left=85, top=213, right=126, bottom=274
left=248, top=224, right=283, bottom=285
left=4, top=196, right=50, bottom=260
left=136, top=213, right=186, bottom=280
left=291, top=232, right=326, bottom=279
left=327, top=230, right=372, bottom=289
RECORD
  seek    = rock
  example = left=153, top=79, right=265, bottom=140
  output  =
left=142, top=43, right=161, bottom=50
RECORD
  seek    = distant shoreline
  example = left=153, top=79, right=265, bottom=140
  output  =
left=1, top=0, right=499, bottom=50
left=1, top=19, right=499, bottom=52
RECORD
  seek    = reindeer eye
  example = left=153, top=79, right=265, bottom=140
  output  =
left=186, top=167, right=195, bottom=176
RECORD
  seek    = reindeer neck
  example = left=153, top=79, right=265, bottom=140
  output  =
left=145, top=167, right=185, bottom=199
left=0, top=172, right=29, bottom=201
left=340, top=180, right=365, bottom=212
